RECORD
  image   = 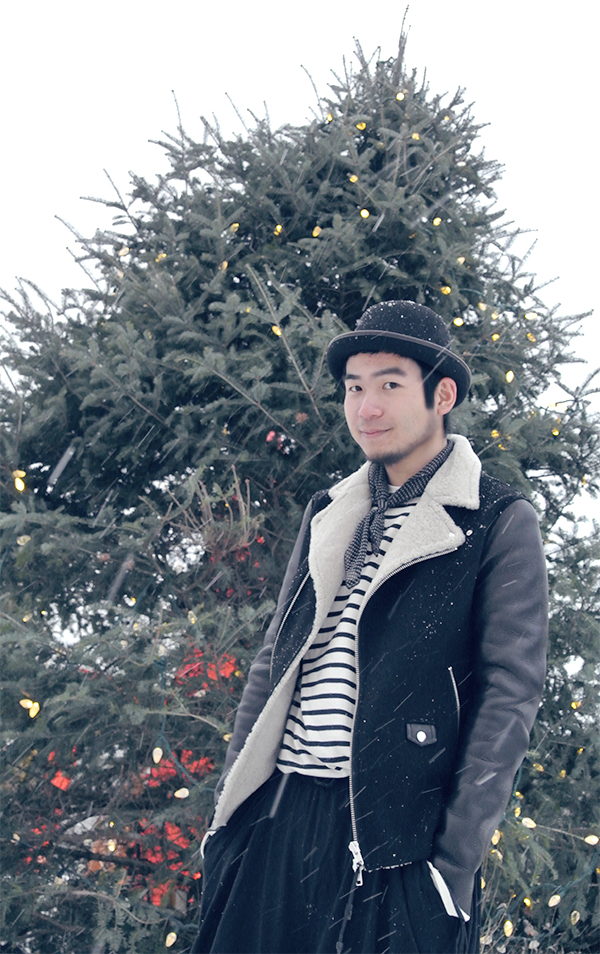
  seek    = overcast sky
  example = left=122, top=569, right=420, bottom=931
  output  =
left=1, top=1, right=597, bottom=396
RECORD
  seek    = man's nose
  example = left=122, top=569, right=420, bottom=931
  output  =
left=358, top=393, right=383, bottom=419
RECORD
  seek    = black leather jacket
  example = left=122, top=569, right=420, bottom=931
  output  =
left=208, top=437, right=548, bottom=911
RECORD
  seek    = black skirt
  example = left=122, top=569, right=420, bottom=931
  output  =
left=191, top=771, right=479, bottom=954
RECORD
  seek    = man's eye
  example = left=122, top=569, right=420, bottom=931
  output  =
left=347, top=384, right=361, bottom=393
left=383, top=381, right=399, bottom=389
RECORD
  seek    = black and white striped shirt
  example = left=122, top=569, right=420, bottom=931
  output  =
left=276, top=497, right=418, bottom=777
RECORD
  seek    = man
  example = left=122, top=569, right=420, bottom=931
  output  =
left=192, top=300, right=548, bottom=954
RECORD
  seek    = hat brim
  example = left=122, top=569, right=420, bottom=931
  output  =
left=326, top=330, right=471, bottom=406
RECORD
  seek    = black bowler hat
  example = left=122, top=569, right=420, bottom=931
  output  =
left=326, top=300, right=471, bottom=406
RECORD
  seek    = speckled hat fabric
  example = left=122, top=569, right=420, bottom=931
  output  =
left=326, top=300, right=471, bottom=406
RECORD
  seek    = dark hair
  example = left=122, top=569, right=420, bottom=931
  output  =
left=415, top=360, right=451, bottom=435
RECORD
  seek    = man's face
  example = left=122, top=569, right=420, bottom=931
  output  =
left=343, top=351, right=451, bottom=484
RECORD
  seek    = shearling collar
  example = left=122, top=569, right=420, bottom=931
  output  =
left=308, top=435, right=481, bottom=628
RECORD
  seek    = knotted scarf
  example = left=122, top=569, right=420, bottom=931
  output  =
left=343, top=440, right=454, bottom=588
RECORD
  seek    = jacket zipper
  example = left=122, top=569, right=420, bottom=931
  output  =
left=448, top=665, right=461, bottom=734
left=346, top=543, right=460, bottom=884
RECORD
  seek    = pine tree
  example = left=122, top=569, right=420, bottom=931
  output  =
left=1, top=38, right=599, bottom=953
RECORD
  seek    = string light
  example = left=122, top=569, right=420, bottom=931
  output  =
left=523, top=898, right=532, bottom=908
left=559, top=769, right=567, bottom=778
left=107, top=839, right=117, bottom=852
left=219, top=261, right=228, bottom=271
left=440, top=285, right=451, bottom=295
left=478, top=302, right=487, bottom=311
left=492, top=333, right=500, bottom=341
left=491, top=430, right=500, bottom=438
left=552, top=428, right=560, bottom=437
left=396, top=91, right=406, bottom=101
left=223, top=733, right=232, bottom=742
left=360, top=209, right=370, bottom=219
left=229, top=222, right=239, bottom=232
left=548, top=894, right=561, bottom=908
left=118, top=247, right=130, bottom=257
left=411, top=132, right=420, bottom=140
left=174, top=787, right=190, bottom=799
left=491, top=830, right=501, bottom=845
left=503, top=921, right=513, bottom=938
left=456, top=256, right=466, bottom=265
left=491, top=312, right=499, bottom=320
left=453, top=317, right=464, bottom=326
left=155, top=252, right=167, bottom=262
left=20, top=699, right=40, bottom=718
left=165, top=932, right=177, bottom=947
left=13, top=470, right=26, bottom=492
left=274, top=224, right=283, bottom=235
left=356, top=122, right=366, bottom=130
left=312, top=226, right=322, bottom=237
left=533, top=762, right=544, bottom=772
left=152, top=747, right=164, bottom=764
left=525, top=312, right=538, bottom=320
left=522, top=817, right=537, bottom=829
left=571, top=911, right=581, bottom=925
left=271, top=325, right=282, bottom=337
left=433, top=217, right=442, bottom=226
left=571, top=700, right=581, bottom=709
left=348, top=174, right=358, bottom=183
left=514, top=806, right=521, bottom=817
left=17, top=535, right=31, bottom=546
left=527, top=332, right=537, bottom=342
left=187, top=611, right=197, bottom=624
left=505, top=371, right=515, bottom=383
left=584, top=834, right=599, bottom=845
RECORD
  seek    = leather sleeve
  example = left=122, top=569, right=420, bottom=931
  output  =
left=431, top=498, right=548, bottom=912
left=213, top=495, right=321, bottom=801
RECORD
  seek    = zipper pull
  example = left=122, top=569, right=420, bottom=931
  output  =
left=348, top=840, right=365, bottom=887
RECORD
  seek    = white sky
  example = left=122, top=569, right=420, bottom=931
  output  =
left=1, top=2, right=597, bottom=423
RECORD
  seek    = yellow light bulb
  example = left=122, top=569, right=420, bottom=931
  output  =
left=505, top=370, right=515, bottom=383
left=548, top=894, right=561, bottom=908
left=523, top=898, right=532, bottom=907
left=478, top=302, right=487, bottom=311
left=453, top=317, right=464, bottom=326
left=174, top=787, right=190, bottom=799
left=491, top=333, right=500, bottom=341
left=491, top=312, right=499, bottom=320
left=219, top=261, right=228, bottom=271
left=349, top=174, right=358, bottom=183
left=533, top=762, right=544, bottom=772
left=433, top=217, right=442, bottom=226
left=411, top=132, right=420, bottom=140
left=29, top=702, right=40, bottom=718
left=527, top=332, right=537, bottom=342
left=271, top=325, right=282, bottom=337
left=584, top=834, right=599, bottom=845
left=312, top=226, right=322, bottom=237
left=440, top=286, right=451, bottom=295
left=522, top=817, right=536, bottom=829
left=107, top=839, right=117, bottom=852
left=396, top=91, right=405, bottom=101
left=326, top=113, right=333, bottom=123
left=360, top=209, right=370, bottom=219
left=165, top=932, right=178, bottom=948
left=17, top=535, right=31, bottom=546
left=553, top=429, right=560, bottom=437
left=571, top=700, right=581, bottom=708
left=356, top=122, right=367, bottom=130
left=15, top=477, right=25, bottom=492
left=559, top=769, right=566, bottom=777
left=118, top=247, right=130, bottom=257
left=491, top=830, right=501, bottom=845
left=514, top=806, right=521, bottom=817
left=274, top=224, right=283, bottom=235
left=456, top=256, right=466, bottom=265
left=20, top=699, right=34, bottom=710
left=525, top=312, right=538, bottom=320
left=152, top=747, right=163, bottom=765
left=223, top=733, right=232, bottom=742
left=504, top=920, right=513, bottom=937
left=230, top=222, right=239, bottom=232
left=491, top=430, right=500, bottom=438
left=571, top=911, right=581, bottom=925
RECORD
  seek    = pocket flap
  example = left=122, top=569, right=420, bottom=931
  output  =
left=406, top=723, right=437, bottom=746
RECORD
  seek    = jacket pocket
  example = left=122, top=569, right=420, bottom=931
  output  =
left=406, top=723, right=437, bottom=746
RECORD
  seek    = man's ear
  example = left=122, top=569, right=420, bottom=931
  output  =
left=436, top=377, right=457, bottom=415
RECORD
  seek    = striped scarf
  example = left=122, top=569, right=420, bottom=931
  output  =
left=343, top=441, right=454, bottom=588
